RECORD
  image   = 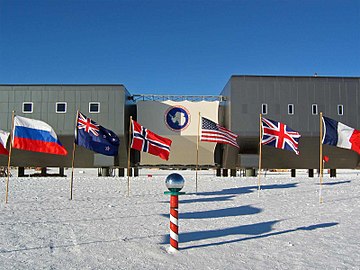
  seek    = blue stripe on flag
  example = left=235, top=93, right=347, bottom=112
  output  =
left=323, top=117, right=339, bottom=146
left=14, top=126, right=58, bottom=143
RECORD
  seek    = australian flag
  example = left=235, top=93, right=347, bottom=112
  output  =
left=75, top=112, right=120, bottom=156
left=261, top=117, right=301, bottom=155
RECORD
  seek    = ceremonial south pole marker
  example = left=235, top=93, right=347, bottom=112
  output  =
left=164, top=173, right=185, bottom=253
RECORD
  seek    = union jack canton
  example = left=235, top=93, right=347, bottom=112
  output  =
left=261, top=117, right=301, bottom=155
left=75, top=112, right=120, bottom=156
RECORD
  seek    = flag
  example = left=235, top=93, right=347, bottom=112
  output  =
left=0, top=129, right=9, bottom=155
left=131, top=120, right=172, bottom=160
left=261, top=117, right=301, bottom=155
left=75, top=112, right=120, bottom=156
left=13, top=116, right=68, bottom=155
left=200, top=117, right=239, bottom=148
left=323, top=155, right=329, bottom=162
left=322, top=116, right=360, bottom=155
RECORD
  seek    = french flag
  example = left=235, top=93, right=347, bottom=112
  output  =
left=13, top=116, right=68, bottom=156
left=322, top=116, right=360, bottom=155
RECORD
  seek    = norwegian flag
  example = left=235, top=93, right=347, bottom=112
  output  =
left=261, top=117, right=301, bottom=155
left=131, top=120, right=172, bottom=161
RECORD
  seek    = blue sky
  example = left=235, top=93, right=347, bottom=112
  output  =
left=0, top=0, right=359, bottom=95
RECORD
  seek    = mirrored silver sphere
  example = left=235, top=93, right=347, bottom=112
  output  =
left=165, top=173, right=185, bottom=191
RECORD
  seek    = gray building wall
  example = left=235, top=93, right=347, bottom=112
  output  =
left=220, top=76, right=360, bottom=169
left=0, top=85, right=133, bottom=168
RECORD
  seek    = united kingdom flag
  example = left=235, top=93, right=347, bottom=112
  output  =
left=261, top=117, right=301, bottom=155
left=131, top=120, right=172, bottom=161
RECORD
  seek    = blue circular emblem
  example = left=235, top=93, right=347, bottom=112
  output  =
left=165, top=106, right=190, bottom=131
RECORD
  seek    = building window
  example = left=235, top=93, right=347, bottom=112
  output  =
left=89, top=102, right=100, bottom=113
left=261, top=103, right=268, bottom=115
left=311, top=104, right=318, bottom=115
left=22, top=102, right=33, bottom=113
left=288, top=104, right=294, bottom=115
left=56, top=102, right=67, bottom=113
left=337, top=104, right=344, bottom=115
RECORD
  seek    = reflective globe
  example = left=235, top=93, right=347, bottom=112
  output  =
left=165, top=173, right=185, bottom=192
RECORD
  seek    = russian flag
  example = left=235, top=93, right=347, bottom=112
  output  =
left=322, top=116, right=360, bottom=155
left=13, top=116, right=68, bottom=156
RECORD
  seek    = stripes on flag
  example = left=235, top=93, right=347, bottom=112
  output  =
left=200, top=117, right=239, bottom=148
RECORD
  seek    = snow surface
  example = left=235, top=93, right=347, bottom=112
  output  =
left=0, top=168, right=359, bottom=269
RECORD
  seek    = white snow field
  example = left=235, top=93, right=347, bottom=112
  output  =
left=0, top=168, right=359, bottom=269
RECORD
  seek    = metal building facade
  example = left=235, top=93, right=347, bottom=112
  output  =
left=0, top=85, right=133, bottom=168
left=220, top=76, right=360, bottom=169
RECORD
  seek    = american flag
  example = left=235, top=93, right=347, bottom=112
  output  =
left=261, top=117, right=301, bottom=155
left=200, top=117, right=239, bottom=148
left=131, top=120, right=172, bottom=161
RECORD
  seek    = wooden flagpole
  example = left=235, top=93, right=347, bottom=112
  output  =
left=127, top=116, right=133, bottom=196
left=319, top=112, right=324, bottom=203
left=195, top=112, right=201, bottom=193
left=257, top=113, right=263, bottom=197
left=5, top=111, right=15, bottom=204
left=70, top=110, right=79, bottom=200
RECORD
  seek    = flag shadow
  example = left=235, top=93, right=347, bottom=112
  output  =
left=318, top=180, right=351, bottom=186
left=161, top=205, right=261, bottom=220
left=192, top=183, right=298, bottom=197
left=159, top=195, right=236, bottom=204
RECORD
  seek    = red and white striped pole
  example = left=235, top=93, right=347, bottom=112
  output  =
left=169, top=194, right=179, bottom=251
left=164, top=173, right=185, bottom=253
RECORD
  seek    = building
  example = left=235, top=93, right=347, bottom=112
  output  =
left=1, top=76, right=360, bottom=174
left=0, top=85, right=134, bottom=171
left=220, top=75, right=360, bottom=170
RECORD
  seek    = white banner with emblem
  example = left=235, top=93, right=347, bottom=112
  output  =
left=137, top=100, right=220, bottom=166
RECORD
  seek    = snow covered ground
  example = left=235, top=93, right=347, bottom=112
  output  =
left=0, top=168, right=359, bottom=269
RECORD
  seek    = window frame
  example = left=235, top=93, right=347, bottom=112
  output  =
left=55, top=102, right=67, bottom=114
left=288, top=104, right=294, bottom=115
left=311, top=104, right=318, bottom=115
left=337, top=104, right=344, bottom=116
left=22, top=102, right=33, bottom=114
left=89, top=102, right=100, bottom=113
left=261, top=103, right=268, bottom=115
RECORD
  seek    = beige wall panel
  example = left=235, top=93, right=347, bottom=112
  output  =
left=137, top=100, right=219, bottom=166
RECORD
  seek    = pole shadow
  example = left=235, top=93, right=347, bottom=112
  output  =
left=161, top=221, right=339, bottom=250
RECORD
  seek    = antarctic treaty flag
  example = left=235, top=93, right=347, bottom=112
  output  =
left=75, top=112, right=120, bottom=156
left=131, top=120, right=172, bottom=161
left=261, top=117, right=301, bottom=155
left=322, top=116, right=360, bottom=155
left=13, top=116, right=68, bottom=155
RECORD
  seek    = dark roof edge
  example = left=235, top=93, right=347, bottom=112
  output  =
left=231, top=75, right=360, bottom=79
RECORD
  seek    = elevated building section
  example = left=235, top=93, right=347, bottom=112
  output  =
left=220, top=75, right=360, bottom=169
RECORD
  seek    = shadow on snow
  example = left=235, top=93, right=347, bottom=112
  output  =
left=161, top=205, right=262, bottom=219
left=161, top=221, right=339, bottom=250
left=188, top=183, right=298, bottom=197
